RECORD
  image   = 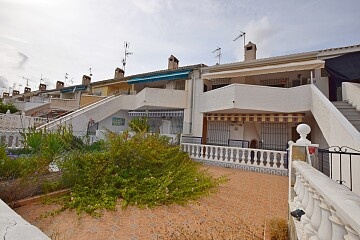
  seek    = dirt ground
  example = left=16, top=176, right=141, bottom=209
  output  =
left=15, top=165, right=289, bottom=240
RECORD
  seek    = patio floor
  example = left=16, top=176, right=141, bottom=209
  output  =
left=14, top=165, right=288, bottom=240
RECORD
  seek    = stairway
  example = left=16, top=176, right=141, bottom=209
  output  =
left=333, top=101, right=360, bottom=131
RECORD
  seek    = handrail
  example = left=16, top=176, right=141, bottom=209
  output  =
left=37, top=95, right=117, bottom=130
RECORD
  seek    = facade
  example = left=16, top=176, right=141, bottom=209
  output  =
left=184, top=42, right=360, bottom=152
left=2, top=76, right=91, bottom=119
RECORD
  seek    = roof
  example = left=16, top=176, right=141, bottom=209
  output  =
left=203, top=43, right=360, bottom=73
left=91, top=64, right=207, bottom=87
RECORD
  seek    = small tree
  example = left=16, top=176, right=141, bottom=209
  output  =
left=128, top=117, right=150, bottom=133
left=0, top=100, right=18, bottom=114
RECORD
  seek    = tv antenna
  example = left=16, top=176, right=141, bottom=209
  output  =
left=88, top=67, right=93, bottom=77
left=65, top=73, right=69, bottom=82
left=22, top=77, right=31, bottom=87
left=122, top=41, right=133, bottom=73
left=40, top=74, right=44, bottom=84
left=233, top=31, right=246, bottom=59
left=212, top=47, right=222, bottom=65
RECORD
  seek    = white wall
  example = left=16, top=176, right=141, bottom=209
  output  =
left=200, top=84, right=312, bottom=113
left=343, top=82, right=360, bottom=110
left=98, top=110, right=130, bottom=133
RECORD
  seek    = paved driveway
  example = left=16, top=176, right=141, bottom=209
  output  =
left=15, top=165, right=288, bottom=239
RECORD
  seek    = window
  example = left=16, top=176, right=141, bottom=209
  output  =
left=112, top=117, right=125, bottom=126
left=94, top=90, right=102, bottom=96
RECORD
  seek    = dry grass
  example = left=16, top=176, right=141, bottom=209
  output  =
left=268, top=217, right=288, bottom=240
left=157, top=216, right=264, bottom=240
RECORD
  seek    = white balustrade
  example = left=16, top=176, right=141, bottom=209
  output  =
left=292, top=161, right=360, bottom=240
left=0, top=131, right=24, bottom=149
left=181, top=143, right=288, bottom=175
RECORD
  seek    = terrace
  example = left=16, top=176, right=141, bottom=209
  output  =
left=1, top=124, right=360, bottom=239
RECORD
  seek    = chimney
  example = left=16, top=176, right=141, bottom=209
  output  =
left=24, top=87, right=31, bottom=93
left=244, top=42, right=257, bottom=61
left=56, top=81, right=64, bottom=90
left=12, top=90, right=20, bottom=96
left=114, top=68, right=124, bottom=79
left=39, top=83, right=46, bottom=91
left=82, top=75, right=91, bottom=85
left=168, top=55, right=179, bottom=70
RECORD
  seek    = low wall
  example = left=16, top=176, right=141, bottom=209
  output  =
left=0, top=199, right=50, bottom=239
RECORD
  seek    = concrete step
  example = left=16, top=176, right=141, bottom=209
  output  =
left=345, top=115, right=360, bottom=121
left=333, top=101, right=352, bottom=107
left=338, top=109, right=360, bottom=116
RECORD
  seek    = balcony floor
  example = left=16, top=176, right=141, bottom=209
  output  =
left=14, top=165, right=288, bottom=239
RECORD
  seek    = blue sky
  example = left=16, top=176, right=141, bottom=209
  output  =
left=0, top=0, right=359, bottom=92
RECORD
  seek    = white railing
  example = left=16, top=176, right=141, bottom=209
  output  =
left=291, top=160, right=360, bottom=239
left=181, top=143, right=288, bottom=176
left=0, top=131, right=24, bottom=149
left=37, top=95, right=117, bottom=130
left=0, top=113, right=47, bottom=130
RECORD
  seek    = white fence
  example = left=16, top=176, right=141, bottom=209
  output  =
left=291, top=160, right=360, bottom=239
left=0, top=113, right=47, bottom=131
left=181, top=143, right=288, bottom=176
left=0, top=130, right=102, bottom=150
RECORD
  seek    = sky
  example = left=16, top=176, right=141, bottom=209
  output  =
left=0, top=0, right=360, bottom=93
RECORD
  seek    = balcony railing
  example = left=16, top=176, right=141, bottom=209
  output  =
left=181, top=143, right=288, bottom=176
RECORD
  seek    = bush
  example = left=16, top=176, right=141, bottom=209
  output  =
left=269, top=217, right=288, bottom=240
left=58, top=131, right=222, bottom=215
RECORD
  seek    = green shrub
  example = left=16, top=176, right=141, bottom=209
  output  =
left=128, top=117, right=150, bottom=133
left=58, top=131, right=222, bottom=215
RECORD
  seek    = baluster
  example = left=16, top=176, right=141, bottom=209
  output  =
left=193, top=145, right=197, bottom=158
left=214, top=147, right=219, bottom=161
left=253, top=150, right=258, bottom=162
left=301, top=182, right=310, bottom=210
left=205, top=146, right=210, bottom=160
left=329, top=208, right=347, bottom=240
left=259, top=150, right=264, bottom=167
left=344, top=225, right=360, bottom=240
left=302, top=186, right=315, bottom=227
left=295, top=175, right=305, bottom=208
left=305, top=191, right=322, bottom=238
left=239, top=149, right=244, bottom=163
left=199, top=145, right=203, bottom=158
left=279, top=152, right=285, bottom=169
left=224, top=147, right=228, bottom=161
left=247, top=148, right=252, bottom=164
left=234, top=148, right=239, bottom=163
left=315, top=200, right=332, bottom=240
left=229, top=148, right=234, bottom=162
left=5, top=132, right=10, bottom=148
left=208, top=146, right=213, bottom=160
left=262, top=151, right=268, bottom=167
left=190, top=145, right=195, bottom=158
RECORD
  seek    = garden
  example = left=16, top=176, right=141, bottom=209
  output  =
left=0, top=118, right=221, bottom=215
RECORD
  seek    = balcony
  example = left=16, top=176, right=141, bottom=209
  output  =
left=133, top=88, right=187, bottom=110
left=50, top=98, right=79, bottom=111
left=200, top=83, right=312, bottom=113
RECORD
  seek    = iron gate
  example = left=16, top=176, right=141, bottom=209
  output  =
left=317, top=146, right=360, bottom=191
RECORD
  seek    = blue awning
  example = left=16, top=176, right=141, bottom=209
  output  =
left=60, top=85, right=87, bottom=93
left=127, top=70, right=191, bottom=84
